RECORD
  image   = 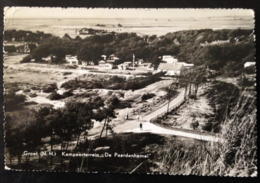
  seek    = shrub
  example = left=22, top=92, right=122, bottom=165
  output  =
left=29, top=93, right=37, bottom=98
left=23, top=88, right=31, bottom=92
left=141, top=93, right=156, bottom=101
left=62, top=90, right=74, bottom=98
left=20, top=55, right=32, bottom=63
left=63, top=72, right=72, bottom=76
left=5, top=92, right=26, bottom=111
left=48, top=92, right=63, bottom=100
left=42, top=83, right=57, bottom=93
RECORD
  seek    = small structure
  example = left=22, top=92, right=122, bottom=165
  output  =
left=82, top=61, right=94, bottom=66
left=106, top=54, right=120, bottom=63
left=118, top=64, right=129, bottom=70
left=178, top=62, right=194, bottom=68
left=99, top=61, right=114, bottom=69
left=162, top=55, right=178, bottom=64
left=42, top=55, right=52, bottom=62
left=157, top=63, right=184, bottom=76
left=123, top=61, right=132, bottom=66
left=42, top=54, right=57, bottom=63
left=65, top=55, right=79, bottom=65
left=244, top=61, right=255, bottom=68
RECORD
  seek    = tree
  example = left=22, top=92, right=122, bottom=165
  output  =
left=164, top=83, right=178, bottom=113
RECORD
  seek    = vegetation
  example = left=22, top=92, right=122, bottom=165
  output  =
left=141, top=93, right=156, bottom=101
left=42, top=83, right=57, bottom=93
left=61, top=72, right=164, bottom=91
left=48, top=92, right=63, bottom=100
left=5, top=95, right=120, bottom=169
left=204, top=81, right=240, bottom=133
left=5, top=91, right=26, bottom=112
left=20, top=55, right=33, bottom=63
left=179, top=66, right=207, bottom=100
left=13, top=29, right=254, bottom=74
left=4, top=30, right=52, bottom=43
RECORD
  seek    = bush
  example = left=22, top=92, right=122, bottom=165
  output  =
left=42, top=83, right=57, bottom=93
left=63, top=72, right=72, bottom=76
left=4, top=45, right=16, bottom=53
left=48, top=92, right=63, bottom=100
left=62, top=90, right=74, bottom=98
left=23, top=88, right=31, bottom=92
left=5, top=92, right=26, bottom=111
left=141, top=93, right=156, bottom=101
left=29, top=93, right=37, bottom=98
left=20, top=55, right=32, bottom=63
left=31, top=86, right=40, bottom=90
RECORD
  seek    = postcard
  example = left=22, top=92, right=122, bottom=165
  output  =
left=3, top=7, right=256, bottom=176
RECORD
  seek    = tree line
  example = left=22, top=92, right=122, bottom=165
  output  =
left=5, top=90, right=120, bottom=167
left=14, top=28, right=254, bottom=75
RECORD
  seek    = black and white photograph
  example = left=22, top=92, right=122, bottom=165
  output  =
left=3, top=7, right=256, bottom=176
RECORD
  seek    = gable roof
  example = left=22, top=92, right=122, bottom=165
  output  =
left=158, top=63, right=184, bottom=71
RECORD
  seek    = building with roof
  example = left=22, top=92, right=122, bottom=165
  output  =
left=178, top=62, right=194, bottom=68
left=244, top=61, right=255, bottom=68
left=162, top=55, right=178, bottom=64
left=65, top=55, right=79, bottom=65
left=99, top=61, right=114, bottom=69
left=157, top=63, right=184, bottom=76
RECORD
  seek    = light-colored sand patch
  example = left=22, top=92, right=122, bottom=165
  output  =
left=163, top=86, right=214, bottom=130
left=27, top=95, right=65, bottom=109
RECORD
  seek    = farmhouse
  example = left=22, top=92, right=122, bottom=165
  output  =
left=157, top=63, right=184, bottom=76
left=65, top=55, right=79, bottom=65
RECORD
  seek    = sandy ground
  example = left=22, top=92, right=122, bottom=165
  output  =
left=159, top=84, right=214, bottom=131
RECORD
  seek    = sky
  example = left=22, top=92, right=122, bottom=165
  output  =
left=4, top=7, right=254, bottom=19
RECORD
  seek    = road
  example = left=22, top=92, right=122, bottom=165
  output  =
left=88, top=89, right=223, bottom=143
left=142, top=89, right=185, bottom=122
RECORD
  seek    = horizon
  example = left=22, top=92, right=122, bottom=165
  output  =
left=4, top=7, right=254, bottom=19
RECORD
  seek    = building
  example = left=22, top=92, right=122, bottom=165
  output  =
left=99, top=61, right=114, bottom=69
left=178, top=62, right=194, bottom=68
left=106, top=54, right=120, bottom=63
left=82, top=61, right=94, bottom=66
left=244, top=61, right=255, bottom=68
left=162, top=55, right=178, bottom=64
left=65, top=55, right=79, bottom=65
left=157, top=63, right=184, bottom=76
